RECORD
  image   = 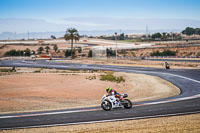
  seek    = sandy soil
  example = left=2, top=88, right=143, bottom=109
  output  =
left=0, top=68, right=180, bottom=114
left=1, top=113, right=200, bottom=133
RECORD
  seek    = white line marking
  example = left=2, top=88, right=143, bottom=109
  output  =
left=0, top=108, right=100, bottom=119
left=0, top=94, right=200, bottom=119
left=133, top=94, right=200, bottom=107
left=1, top=111, right=200, bottom=130
left=124, top=69, right=200, bottom=84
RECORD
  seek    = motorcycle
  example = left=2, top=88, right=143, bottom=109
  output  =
left=165, top=62, right=170, bottom=70
left=165, top=64, right=170, bottom=70
left=101, top=94, right=132, bottom=111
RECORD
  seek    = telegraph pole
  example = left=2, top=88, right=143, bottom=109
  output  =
left=146, top=25, right=149, bottom=37
left=115, top=32, right=117, bottom=60
left=27, top=31, right=29, bottom=40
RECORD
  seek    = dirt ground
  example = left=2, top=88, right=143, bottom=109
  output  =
left=0, top=68, right=180, bottom=114
left=1, top=113, right=200, bottom=133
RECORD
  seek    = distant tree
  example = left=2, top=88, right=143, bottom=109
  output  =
left=182, top=27, right=195, bottom=36
left=45, top=46, right=50, bottom=53
left=77, top=47, right=82, bottom=53
left=53, top=44, right=58, bottom=52
left=195, top=28, right=200, bottom=35
left=106, top=48, right=116, bottom=57
left=37, top=47, right=44, bottom=54
left=161, top=32, right=168, bottom=40
left=64, top=28, right=80, bottom=59
left=88, top=50, right=93, bottom=58
left=151, top=33, right=162, bottom=39
left=24, top=48, right=31, bottom=56
left=4, top=49, right=31, bottom=57
left=65, top=49, right=76, bottom=58
left=65, top=50, right=71, bottom=57
left=51, top=35, right=56, bottom=39
left=119, top=33, right=125, bottom=40
left=166, top=33, right=171, bottom=39
left=4, top=50, right=18, bottom=56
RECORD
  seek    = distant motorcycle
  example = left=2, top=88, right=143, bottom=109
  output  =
left=165, top=64, right=170, bottom=70
left=101, top=94, right=132, bottom=111
left=165, top=62, right=170, bottom=70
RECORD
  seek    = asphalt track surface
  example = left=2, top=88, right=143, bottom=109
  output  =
left=0, top=59, right=200, bottom=130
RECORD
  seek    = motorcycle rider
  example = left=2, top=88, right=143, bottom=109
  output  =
left=164, top=61, right=170, bottom=70
left=106, top=87, right=123, bottom=101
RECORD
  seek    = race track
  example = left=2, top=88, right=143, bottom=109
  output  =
left=0, top=59, right=200, bottom=130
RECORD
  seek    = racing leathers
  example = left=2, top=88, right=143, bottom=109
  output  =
left=107, top=89, right=123, bottom=101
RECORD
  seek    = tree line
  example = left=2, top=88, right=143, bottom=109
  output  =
left=4, top=48, right=31, bottom=56
left=147, top=27, right=200, bottom=41
left=150, top=32, right=182, bottom=41
left=150, top=49, right=176, bottom=56
left=181, top=27, right=200, bottom=36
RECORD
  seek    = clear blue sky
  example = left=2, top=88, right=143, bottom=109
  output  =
left=1, top=0, right=200, bottom=20
left=0, top=0, right=200, bottom=33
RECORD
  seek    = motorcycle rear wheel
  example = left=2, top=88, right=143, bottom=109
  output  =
left=123, top=99, right=132, bottom=109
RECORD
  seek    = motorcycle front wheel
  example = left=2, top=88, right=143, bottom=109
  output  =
left=101, top=100, right=112, bottom=111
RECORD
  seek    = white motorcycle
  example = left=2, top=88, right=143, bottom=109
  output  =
left=101, top=94, right=132, bottom=111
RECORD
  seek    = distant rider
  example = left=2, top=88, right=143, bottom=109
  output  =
left=106, top=87, right=123, bottom=101
left=164, top=61, right=170, bottom=70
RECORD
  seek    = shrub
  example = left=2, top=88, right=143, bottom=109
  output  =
left=65, top=49, right=76, bottom=58
left=4, top=49, right=31, bottom=57
left=0, top=69, right=12, bottom=72
left=106, top=48, right=116, bottom=57
left=88, top=50, right=93, bottom=58
left=37, top=47, right=44, bottom=54
left=100, top=74, right=125, bottom=83
left=86, top=75, right=96, bottom=80
left=77, top=47, right=82, bottom=53
left=150, top=49, right=176, bottom=56
left=45, top=46, right=50, bottom=53
left=65, top=50, right=71, bottom=57
left=24, top=48, right=31, bottom=56
left=197, top=52, right=200, bottom=57
left=33, top=70, right=41, bottom=73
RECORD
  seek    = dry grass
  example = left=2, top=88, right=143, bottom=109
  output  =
left=1, top=113, right=200, bottom=133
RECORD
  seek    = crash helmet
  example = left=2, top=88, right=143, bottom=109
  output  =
left=106, top=87, right=112, bottom=93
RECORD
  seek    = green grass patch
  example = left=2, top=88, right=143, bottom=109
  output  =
left=0, top=69, right=12, bottom=72
left=33, top=68, right=43, bottom=73
left=100, top=74, right=125, bottom=83
left=0, top=67, right=18, bottom=76
left=33, top=70, right=41, bottom=73
left=0, top=67, right=16, bottom=72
